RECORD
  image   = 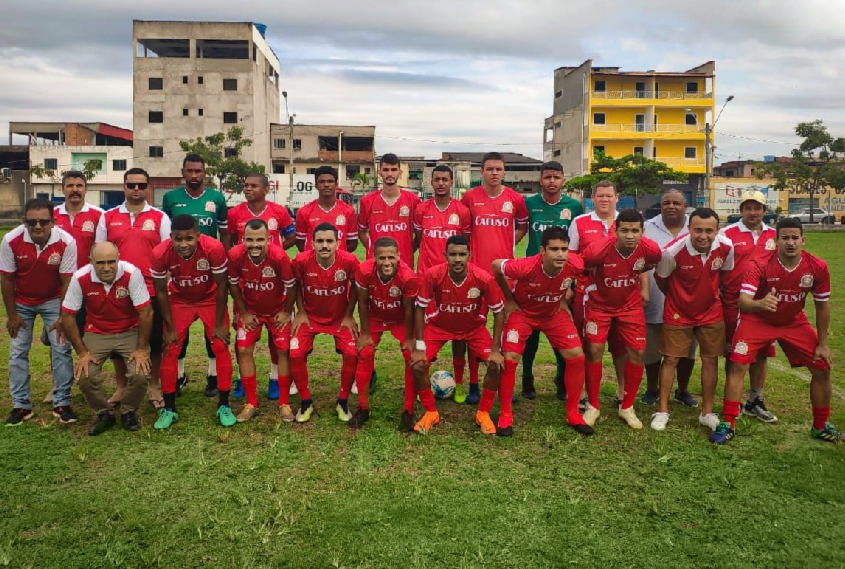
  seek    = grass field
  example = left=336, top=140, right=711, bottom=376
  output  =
left=0, top=233, right=843, bottom=569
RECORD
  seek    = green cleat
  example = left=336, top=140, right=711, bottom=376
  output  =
left=296, top=400, right=315, bottom=423
left=217, top=405, right=237, bottom=428
left=811, top=422, right=845, bottom=443
left=453, top=382, right=467, bottom=404
left=153, top=408, right=178, bottom=430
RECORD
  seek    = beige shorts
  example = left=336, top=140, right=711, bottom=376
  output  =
left=644, top=323, right=696, bottom=364
left=660, top=321, right=725, bottom=359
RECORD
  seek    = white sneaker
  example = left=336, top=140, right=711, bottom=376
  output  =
left=618, top=406, right=643, bottom=429
left=351, top=382, right=359, bottom=395
left=289, top=382, right=298, bottom=396
left=698, top=413, right=720, bottom=432
left=582, top=403, right=600, bottom=426
left=650, top=412, right=670, bottom=431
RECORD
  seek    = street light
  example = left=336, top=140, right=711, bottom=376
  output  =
left=704, top=95, right=734, bottom=206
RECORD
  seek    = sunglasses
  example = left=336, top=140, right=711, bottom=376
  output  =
left=25, top=219, right=52, bottom=227
left=125, top=182, right=149, bottom=190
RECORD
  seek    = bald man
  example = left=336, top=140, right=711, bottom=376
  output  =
left=61, top=242, right=153, bottom=435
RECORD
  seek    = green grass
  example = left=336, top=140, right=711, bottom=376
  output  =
left=0, top=235, right=844, bottom=568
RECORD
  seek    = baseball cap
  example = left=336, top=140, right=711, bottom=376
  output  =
left=740, top=189, right=766, bottom=206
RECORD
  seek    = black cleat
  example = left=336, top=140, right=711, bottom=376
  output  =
left=571, top=423, right=594, bottom=436
left=204, top=375, right=219, bottom=397
left=554, top=373, right=567, bottom=401
left=399, top=411, right=415, bottom=432
left=121, top=411, right=141, bottom=431
left=176, top=374, right=188, bottom=397
left=496, top=425, right=514, bottom=437
left=348, top=409, right=371, bottom=429
left=521, top=375, right=537, bottom=400
left=88, top=412, right=116, bottom=436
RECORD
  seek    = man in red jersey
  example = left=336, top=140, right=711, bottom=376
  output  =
left=351, top=237, right=418, bottom=429
left=651, top=208, right=734, bottom=433
left=228, top=219, right=296, bottom=423
left=295, top=166, right=358, bottom=253
left=580, top=209, right=662, bottom=430
left=96, top=168, right=170, bottom=408
left=413, top=235, right=505, bottom=434
left=61, top=242, right=152, bottom=435
left=358, top=153, right=421, bottom=265
left=290, top=223, right=360, bottom=423
left=460, top=152, right=528, bottom=403
left=720, top=190, right=778, bottom=423
left=412, top=165, right=472, bottom=402
left=150, top=215, right=234, bottom=429
left=228, top=172, right=296, bottom=402
left=712, top=217, right=837, bottom=444
left=487, top=227, right=590, bottom=437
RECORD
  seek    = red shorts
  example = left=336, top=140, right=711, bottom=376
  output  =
left=367, top=319, right=408, bottom=351
left=730, top=316, right=828, bottom=370
left=724, top=308, right=776, bottom=358
left=584, top=308, right=646, bottom=351
left=502, top=311, right=581, bottom=355
left=290, top=321, right=357, bottom=358
left=172, top=302, right=229, bottom=342
left=235, top=315, right=290, bottom=351
left=425, top=324, right=493, bottom=362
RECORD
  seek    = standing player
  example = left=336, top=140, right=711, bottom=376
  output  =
left=580, top=209, right=662, bottom=430
left=150, top=215, right=234, bottom=429
left=295, top=166, right=358, bottom=253
left=489, top=227, right=590, bottom=436
left=521, top=160, right=583, bottom=400
left=289, top=223, right=359, bottom=423
left=228, top=172, right=296, bottom=401
left=720, top=190, right=778, bottom=422
left=352, top=237, right=418, bottom=429
left=162, top=154, right=230, bottom=398
left=460, top=152, right=528, bottom=403
left=412, top=165, right=472, bottom=402
left=712, top=218, right=837, bottom=444
left=228, top=219, right=296, bottom=423
left=413, top=235, right=506, bottom=434
left=651, top=208, right=734, bottom=432
left=96, top=168, right=170, bottom=409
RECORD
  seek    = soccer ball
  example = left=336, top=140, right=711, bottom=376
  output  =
left=430, top=370, right=456, bottom=399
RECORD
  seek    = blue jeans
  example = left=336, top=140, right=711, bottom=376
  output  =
left=9, top=299, right=74, bottom=409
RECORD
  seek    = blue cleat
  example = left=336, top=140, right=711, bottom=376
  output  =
left=232, top=379, right=245, bottom=399
left=709, top=421, right=735, bottom=444
left=267, top=379, right=280, bottom=400
left=465, top=383, right=480, bottom=405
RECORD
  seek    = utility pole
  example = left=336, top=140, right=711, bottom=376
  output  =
left=704, top=121, right=711, bottom=207
left=338, top=130, right=343, bottom=189
left=288, top=115, right=295, bottom=205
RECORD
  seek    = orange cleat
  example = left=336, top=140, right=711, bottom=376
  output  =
left=413, top=411, right=441, bottom=434
left=475, top=411, right=496, bottom=435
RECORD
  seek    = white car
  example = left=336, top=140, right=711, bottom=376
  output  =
left=791, top=208, right=836, bottom=224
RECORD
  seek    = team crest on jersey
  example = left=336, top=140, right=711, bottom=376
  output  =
left=467, top=287, right=480, bottom=299
left=399, top=206, right=410, bottom=217
left=47, top=253, right=62, bottom=265
left=561, top=278, right=573, bottom=290
left=389, top=286, right=402, bottom=298
left=81, top=220, right=95, bottom=233
left=560, top=209, right=572, bottom=221
left=506, top=330, right=519, bottom=344
left=205, top=202, right=216, bottom=213
left=711, top=258, right=724, bottom=270
left=336, top=214, right=346, bottom=227
left=765, top=238, right=776, bottom=250
left=502, top=201, right=513, bottom=213
left=585, top=321, right=598, bottom=336
left=448, top=213, right=460, bottom=226
left=734, top=341, right=748, bottom=356
left=290, top=337, right=299, bottom=350
left=114, top=286, right=129, bottom=299
left=633, top=258, right=645, bottom=271
left=142, top=219, right=156, bottom=231
left=672, top=313, right=680, bottom=321
left=237, top=328, right=247, bottom=341
left=800, top=274, right=814, bottom=288
left=262, top=267, right=276, bottom=278
left=335, top=269, right=347, bottom=282
left=197, top=259, right=210, bottom=271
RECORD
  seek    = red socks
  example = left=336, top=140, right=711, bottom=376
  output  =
left=242, top=374, right=258, bottom=407
left=453, top=356, right=466, bottom=384
left=565, top=355, right=586, bottom=425
left=479, top=388, right=497, bottom=414
left=278, top=375, right=292, bottom=406
left=585, top=360, right=602, bottom=409
left=338, top=355, right=357, bottom=399
left=290, top=357, right=311, bottom=401
left=813, top=406, right=831, bottom=430
left=497, top=359, right=518, bottom=428
left=723, top=399, right=741, bottom=428
left=621, top=361, right=644, bottom=410
left=418, top=388, right=436, bottom=413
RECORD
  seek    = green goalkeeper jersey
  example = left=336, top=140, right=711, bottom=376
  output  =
left=524, top=192, right=583, bottom=256
left=162, top=187, right=228, bottom=238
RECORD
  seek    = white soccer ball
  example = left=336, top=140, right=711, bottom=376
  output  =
left=430, top=370, right=456, bottom=399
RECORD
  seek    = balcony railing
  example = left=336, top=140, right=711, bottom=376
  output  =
left=591, top=90, right=714, bottom=100
left=655, top=157, right=706, bottom=168
left=591, top=123, right=705, bottom=134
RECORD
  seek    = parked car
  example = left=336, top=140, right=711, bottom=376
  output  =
left=790, top=208, right=836, bottom=224
left=726, top=207, right=779, bottom=225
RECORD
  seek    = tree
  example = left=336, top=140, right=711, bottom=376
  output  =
left=564, top=151, right=688, bottom=197
left=350, top=171, right=371, bottom=193
left=30, top=159, right=103, bottom=198
left=756, top=120, right=845, bottom=223
left=179, top=127, right=265, bottom=197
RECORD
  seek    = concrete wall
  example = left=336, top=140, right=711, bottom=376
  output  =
left=0, top=170, right=29, bottom=217
left=29, top=146, right=133, bottom=186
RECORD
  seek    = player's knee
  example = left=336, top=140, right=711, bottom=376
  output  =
left=359, top=345, right=376, bottom=361
left=627, top=349, right=645, bottom=366
left=585, top=343, right=604, bottom=362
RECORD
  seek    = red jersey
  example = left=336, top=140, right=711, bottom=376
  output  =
left=461, top=186, right=528, bottom=272
left=227, top=201, right=294, bottom=245
left=581, top=236, right=662, bottom=312
left=720, top=221, right=777, bottom=309
left=500, top=253, right=583, bottom=320
left=413, top=198, right=471, bottom=275
left=292, top=249, right=358, bottom=327
left=740, top=250, right=830, bottom=327
left=150, top=235, right=228, bottom=305
left=96, top=203, right=171, bottom=295
left=227, top=243, right=296, bottom=317
left=61, top=261, right=151, bottom=334
left=656, top=234, right=735, bottom=326
left=295, top=199, right=358, bottom=251
left=0, top=226, right=77, bottom=305
left=358, top=189, right=421, bottom=265
left=54, top=203, right=104, bottom=269
left=568, top=211, right=618, bottom=294
left=355, top=259, right=418, bottom=324
left=417, top=263, right=504, bottom=334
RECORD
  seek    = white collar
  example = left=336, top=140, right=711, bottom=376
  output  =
left=119, top=202, right=152, bottom=215
left=90, top=262, right=126, bottom=285
left=23, top=226, right=62, bottom=247
left=684, top=235, right=722, bottom=257
left=736, top=220, right=769, bottom=234
left=651, top=214, right=690, bottom=235
left=57, top=202, right=90, bottom=216
left=590, top=210, right=619, bottom=223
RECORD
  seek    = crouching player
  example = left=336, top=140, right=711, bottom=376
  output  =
left=490, top=227, right=590, bottom=436
left=412, top=235, right=505, bottom=434
left=290, top=223, right=359, bottom=423
left=151, top=215, right=234, bottom=428
left=228, top=219, right=296, bottom=422
left=352, top=237, right=418, bottom=429
left=580, top=209, right=662, bottom=430
left=712, top=218, right=839, bottom=444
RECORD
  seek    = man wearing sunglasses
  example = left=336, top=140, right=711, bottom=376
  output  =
left=1, top=199, right=78, bottom=425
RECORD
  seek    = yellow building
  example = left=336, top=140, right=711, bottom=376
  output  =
left=543, top=60, right=715, bottom=185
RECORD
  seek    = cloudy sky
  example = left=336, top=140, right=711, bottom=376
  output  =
left=2, top=0, right=844, bottom=163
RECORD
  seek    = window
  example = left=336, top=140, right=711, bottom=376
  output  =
left=593, top=113, right=606, bottom=125
left=594, top=80, right=606, bottom=92
left=593, top=146, right=605, bottom=157
left=273, top=163, right=285, bottom=174
left=149, top=146, right=164, bottom=158
left=196, top=39, right=249, bottom=59
left=553, top=150, right=561, bottom=157
left=364, top=168, right=371, bottom=174
left=148, top=77, right=163, bottom=90
left=224, top=148, right=238, bottom=158
left=653, top=147, right=657, bottom=158
left=182, top=76, right=188, bottom=84
left=293, top=139, right=302, bottom=150
left=555, top=90, right=562, bottom=99
left=633, top=146, right=644, bottom=155
left=44, top=158, right=58, bottom=170
left=198, top=76, right=204, bottom=85
left=684, top=147, right=697, bottom=159
left=554, top=121, right=562, bottom=128
left=198, top=109, right=204, bottom=116
left=223, top=112, right=238, bottom=124
left=112, top=159, right=127, bottom=171
left=182, top=108, right=188, bottom=116
left=223, top=78, right=237, bottom=91
left=136, top=38, right=189, bottom=58
left=686, top=113, right=697, bottom=126
left=149, top=111, right=163, bottom=123
left=274, top=138, right=286, bottom=149
left=253, top=45, right=257, bottom=62
left=307, top=168, right=317, bottom=174
left=686, top=81, right=699, bottom=94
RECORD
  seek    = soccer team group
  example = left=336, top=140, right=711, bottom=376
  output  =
left=2, top=151, right=839, bottom=444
